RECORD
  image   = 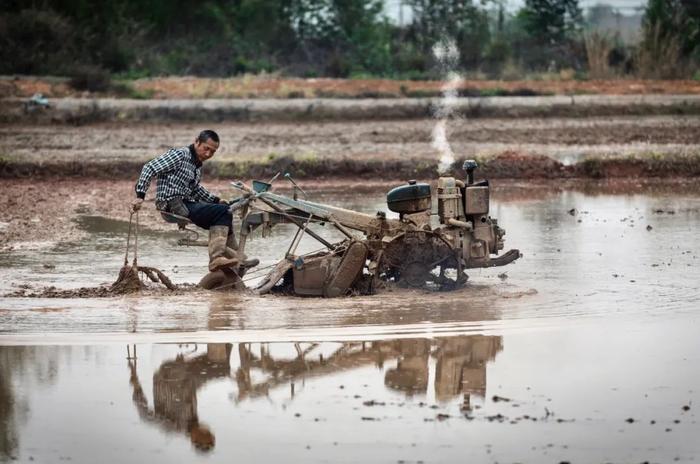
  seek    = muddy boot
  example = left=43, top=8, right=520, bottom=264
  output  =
left=209, top=226, right=238, bottom=272
left=225, top=233, right=259, bottom=269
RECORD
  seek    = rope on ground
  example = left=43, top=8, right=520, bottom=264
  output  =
left=111, top=211, right=176, bottom=294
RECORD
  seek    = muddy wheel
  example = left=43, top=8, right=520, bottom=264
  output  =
left=199, top=269, right=244, bottom=291
left=382, top=231, right=466, bottom=291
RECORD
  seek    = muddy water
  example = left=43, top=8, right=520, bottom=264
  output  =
left=1, top=184, right=699, bottom=462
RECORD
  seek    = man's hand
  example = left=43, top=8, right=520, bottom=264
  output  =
left=219, top=199, right=229, bottom=205
left=131, top=198, right=144, bottom=212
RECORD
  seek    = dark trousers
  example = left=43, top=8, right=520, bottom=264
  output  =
left=184, top=201, right=232, bottom=231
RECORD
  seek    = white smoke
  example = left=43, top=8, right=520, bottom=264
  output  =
left=431, top=40, right=464, bottom=175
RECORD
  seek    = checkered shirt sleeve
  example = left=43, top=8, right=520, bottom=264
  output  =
left=192, top=184, right=218, bottom=203
left=134, top=148, right=185, bottom=199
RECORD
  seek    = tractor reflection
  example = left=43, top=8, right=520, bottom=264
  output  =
left=234, top=336, right=501, bottom=410
left=128, top=336, right=501, bottom=450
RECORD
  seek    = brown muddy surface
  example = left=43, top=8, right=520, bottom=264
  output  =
left=4, top=116, right=700, bottom=163
left=1, top=183, right=699, bottom=462
left=2, top=115, right=700, bottom=182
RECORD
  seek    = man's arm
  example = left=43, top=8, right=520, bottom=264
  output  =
left=134, top=149, right=185, bottom=200
left=191, top=184, right=220, bottom=204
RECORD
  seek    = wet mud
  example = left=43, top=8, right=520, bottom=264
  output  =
left=4, top=263, right=184, bottom=298
left=4, top=282, right=194, bottom=298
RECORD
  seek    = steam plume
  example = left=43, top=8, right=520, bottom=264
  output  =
left=431, top=40, right=463, bottom=175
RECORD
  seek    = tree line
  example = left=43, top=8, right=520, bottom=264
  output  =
left=1, top=0, right=698, bottom=83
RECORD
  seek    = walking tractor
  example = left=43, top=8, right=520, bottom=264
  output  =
left=199, top=160, right=521, bottom=296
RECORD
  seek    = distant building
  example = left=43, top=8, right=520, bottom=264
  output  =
left=586, top=3, right=644, bottom=44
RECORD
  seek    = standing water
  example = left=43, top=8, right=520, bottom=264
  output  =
left=1, top=181, right=699, bottom=462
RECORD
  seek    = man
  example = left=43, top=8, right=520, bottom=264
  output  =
left=132, top=130, right=257, bottom=272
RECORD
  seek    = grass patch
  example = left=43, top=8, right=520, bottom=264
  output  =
left=402, top=89, right=441, bottom=98
left=111, top=81, right=156, bottom=99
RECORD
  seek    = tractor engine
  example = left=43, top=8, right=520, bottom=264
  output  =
left=436, top=160, right=506, bottom=268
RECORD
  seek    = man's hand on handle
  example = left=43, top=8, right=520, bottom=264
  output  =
left=131, top=198, right=144, bottom=212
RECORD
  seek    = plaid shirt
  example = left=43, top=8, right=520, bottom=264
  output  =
left=135, top=145, right=219, bottom=206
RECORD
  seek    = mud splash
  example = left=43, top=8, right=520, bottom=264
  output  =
left=6, top=266, right=182, bottom=298
left=4, top=282, right=195, bottom=298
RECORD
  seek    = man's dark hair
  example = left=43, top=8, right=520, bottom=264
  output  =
left=197, top=129, right=219, bottom=143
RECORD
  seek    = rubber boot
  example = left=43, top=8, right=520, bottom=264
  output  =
left=225, top=233, right=259, bottom=269
left=208, top=226, right=238, bottom=272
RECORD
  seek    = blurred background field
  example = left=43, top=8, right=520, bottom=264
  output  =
left=2, top=0, right=699, bottom=182
left=1, top=0, right=698, bottom=95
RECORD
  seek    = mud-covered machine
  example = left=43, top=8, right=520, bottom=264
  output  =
left=200, top=160, right=520, bottom=296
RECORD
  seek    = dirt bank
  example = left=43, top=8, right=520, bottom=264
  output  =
left=3, top=151, right=700, bottom=182
left=5, top=94, right=700, bottom=124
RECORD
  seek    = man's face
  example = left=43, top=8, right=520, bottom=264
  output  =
left=194, top=138, right=219, bottom=162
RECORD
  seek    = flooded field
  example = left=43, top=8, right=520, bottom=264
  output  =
left=1, top=183, right=699, bottom=462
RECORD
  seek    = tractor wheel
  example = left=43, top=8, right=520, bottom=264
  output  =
left=381, top=231, right=467, bottom=291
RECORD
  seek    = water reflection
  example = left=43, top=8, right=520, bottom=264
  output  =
left=0, top=346, right=68, bottom=459
left=234, top=337, right=500, bottom=407
left=128, top=344, right=231, bottom=452
left=0, top=350, right=18, bottom=459
left=126, top=335, right=501, bottom=451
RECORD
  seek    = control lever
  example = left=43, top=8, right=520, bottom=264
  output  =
left=284, top=172, right=308, bottom=200
left=267, top=172, right=281, bottom=184
left=230, top=181, right=255, bottom=195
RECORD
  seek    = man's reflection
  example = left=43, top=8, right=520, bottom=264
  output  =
left=128, top=343, right=232, bottom=452
left=384, top=339, right=430, bottom=395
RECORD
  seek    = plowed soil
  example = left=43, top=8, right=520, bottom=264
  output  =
left=2, top=115, right=699, bottom=180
